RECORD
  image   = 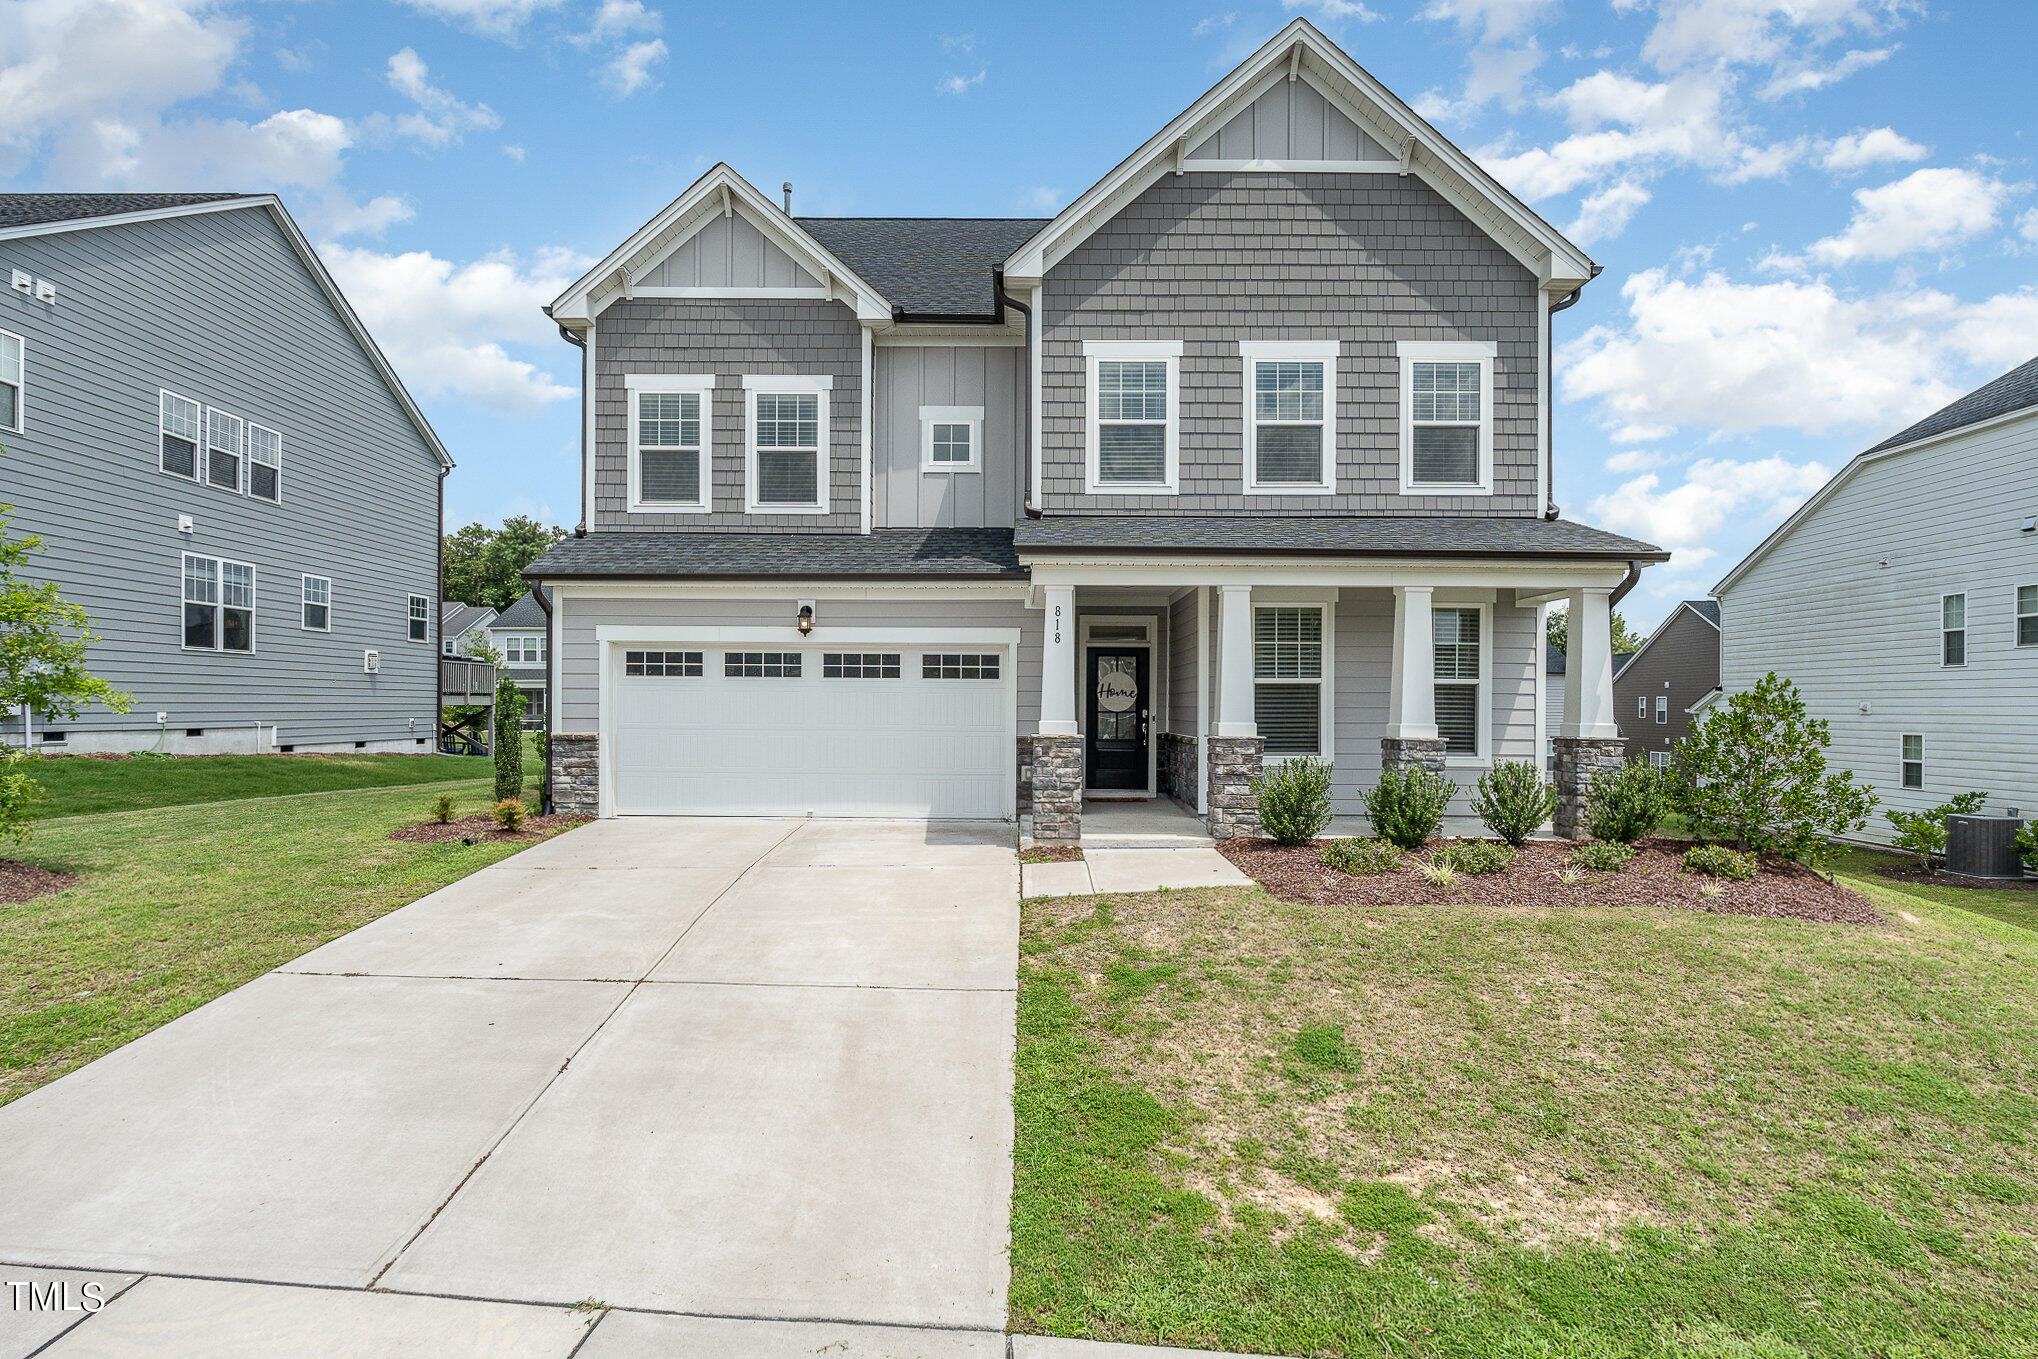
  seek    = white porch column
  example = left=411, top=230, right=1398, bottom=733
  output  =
left=1384, top=585, right=1438, bottom=740
left=1561, top=586, right=1622, bottom=739
left=1039, top=584, right=1078, bottom=737
left=1213, top=584, right=1257, bottom=738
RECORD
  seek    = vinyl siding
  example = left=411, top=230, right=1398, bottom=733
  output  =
left=1613, top=607, right=1719, bottom=762
left=0, top=206, right=441, bottom=745
left=1717, top=413, right=2038, bottom=844
left=871, top=344, right=1024, bottom=527
left=640, top=213, right=819, bottom=289
left=1168, top=590, right=1200, bottom=737
left=1185, top=76, right=1394, bottom=163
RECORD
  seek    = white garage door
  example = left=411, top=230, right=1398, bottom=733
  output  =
left=609, top=644, right=1013, bottom=819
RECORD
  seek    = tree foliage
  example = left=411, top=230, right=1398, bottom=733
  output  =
left=443, top=516, right=565, bottom=612
left=1669, top=673, right=1877, bottom=866
left=493, top=675, right=527, bottom=803
left=1884, top=791, right=1988, bottom=870
left=1546, top=605, right=1646, bottom=656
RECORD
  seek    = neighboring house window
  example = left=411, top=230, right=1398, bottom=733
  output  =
left=1085, top=340, right=1181, bottom=493
left=204, top=408, right=243, bottom=492
left=0, top=330, right=20, bottom=432
left=920, top=405, right=983, bottom=472
left=1397, top=340, right=1495, bottom=495
left=1941, top=593, right=1966, bottom=666
left=625, top=650, right=701, bottom=677
left=627, top=374, right=712, bottom=512
left=1637, top=696, right=1647, bottom=719
left=822, top=653, right=901, bottom=679
left=408, top=594, right=429, bottom=643
left=923, top=653, right=1000, bottom=680
left=2018, top=585, right=2038, bottom=647
left=502, top=635, right=546, bottom=665
left=1433, top=606, right=1482, bottom=756
left=1240, top=341, right=1336, bottom=494
left=1252, top=605, right=1326, bottom=758
left=1901, top=734, right=1923, bottom=789
left=247, top=423, right=282, bottom=503
left=182, top=553, right=254, bottom=653
left=301, top=575, right=330, bottom=631
left=1648, top=751, right=1671, bottom=770
left=159, top=391, right=200, bottom=479
left=1655, top=695, right=1668, bottom=724
left=442, top=638, right=455, bottom=656
left=742, top=375, right=830, bottom=513
left=726, top=651, right=800, bottom=677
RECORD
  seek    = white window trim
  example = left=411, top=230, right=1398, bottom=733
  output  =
left=158, top=388, right=200, bottom=482
left=300, top=573, right=332, bottom=632
left=919, top=404, right=984, bottom=473
left=1084, top=339, right=1181, bottom=495
left=501, top=633, right=547, bottom=665
left=1655, top=694, right=1668, bottom=725
left=1251, top=598, right=1336, bottom=763
left=625, top=373, right=714, bottom=513
left=1240, top=340, right=1337, bottom=496
left=1397, top=340, right=1496, bottom=498
left=740, top=374, right=832, bottom=515
left=1433, top=598, right=1492, bottom=767
left=180, top=552, right=257, bottom=654
left=0, top=329, right=24, bottom=434
left=1648, top=750, right=1671, bottom=770
left=246, top=420, right=283, bottom=504
left=408, top=593, right=431, bottom=645
left=203, top=407, right=245, bottom=495
left=1941, top=591, right=1966, bottom=669
left=2018, top=583, right=2038, bottom=648
left=1900, top=733, right=1924, bottom=790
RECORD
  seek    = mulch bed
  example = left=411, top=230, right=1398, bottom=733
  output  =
left=0, top=859, right=80, bottom=905
left=1020, top=845, right=1085, bottom=863
left=1218, top=835, right=1882, bottom=925
left=1873, top=864, right=2038, bottom=891
left=390, top=813, right=588, bottom=845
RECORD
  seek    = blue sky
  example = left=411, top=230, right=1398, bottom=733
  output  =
left=3, top=0, right=2033, bottom=630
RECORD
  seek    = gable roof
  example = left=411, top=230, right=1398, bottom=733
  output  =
left=491, top=588, right=550, bottom=630
left=1613, top=651, right=1636, bottom=678
left=1001, top=19, right=1595, bottom=288
left=1546, top=642, right=1566, bottom=676
left=797, top=218, right=1046, bottom=319
left=1685, top=599, right=1722, bottom=628
left=0, top=193, right=452, bottom=469
left=441, top=603, right=497, bottom=638
left=1617, top=600, right=1721, bottom=680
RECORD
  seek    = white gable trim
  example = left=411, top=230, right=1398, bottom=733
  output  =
left=1000, top=20, right=1594, bottom=289
left=548, top=164, right=891, bottom=327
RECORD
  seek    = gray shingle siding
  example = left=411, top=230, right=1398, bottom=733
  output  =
left=592, top=299, right=862, bottom=532
left=1039, top=171, right=1541, bottom=517
left=0, top=206, right=441, bottom=746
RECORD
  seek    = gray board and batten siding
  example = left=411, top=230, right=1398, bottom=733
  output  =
left=871, top=343, right=1026, bottom=529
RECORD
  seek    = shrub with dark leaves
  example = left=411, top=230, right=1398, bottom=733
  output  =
left=1252, top=756, right=1334, bottom=846
left=1472, top=760, right=1556, bottom=847
left=1320, top=837, right=1402, bottom=876
left=1584, top=761, right=1670, bottom=845
left=1364, top=765, right=1456, bottom=850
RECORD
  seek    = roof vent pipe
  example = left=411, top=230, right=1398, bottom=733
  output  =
left=782, top=182, right=793, bottom=214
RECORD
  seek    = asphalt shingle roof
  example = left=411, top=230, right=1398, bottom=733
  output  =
left=525, top=528, right=1025, bottom=580
left=1013, top=516, right=1667, bottom=560
left=0, top=193, right=249, bottom=231
left=796, top=217, right=1047, bottom=318
left=492, top=588, right=550, bottom=630
left=1865, top=356, right=2038, bottom=454
left=439, top=602, right=495, bottom=638
left=1686, top=599, right=1722, bottom=627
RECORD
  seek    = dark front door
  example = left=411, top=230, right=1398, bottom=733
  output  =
left=1084, top=648, right=1149, bottom=791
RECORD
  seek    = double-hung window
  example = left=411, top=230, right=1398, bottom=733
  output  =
left=205, top=408, right=244, bottom=491
left=300, top=575, right=330, bottom=631
left=1241, top=341, right=1336, bottom=494
left=920, top=405, right=983, bottom=472
left=1252, top=605, right=1327, bottom=758
left=247, top=423, right=282, bottom=502
left=627, top=374, right=712, bottom=511
left=2019, top=585, right=2038, bottom=647
left=1901, top=734, right=1924, bottom=789
left=183, top=554, right=254, bottom=652
left=503, top=634, right=546, bottom=665
left=408, top=594, right=430, bottom=643
left=1655, top=695, right=1668, bottom=725
left=159, top=391, right=201, bottom=479
left=1941, top=593, right=1966, bottom=666
left=1086, top=340, right=1180, bottom=493
left=743, top=375, right=829, bottom=513
left=1433, top=606, right=1483, bottom=756
left=1398, top=341, right=1495, bottom=495
left=0, top=329, right=24, bottom=432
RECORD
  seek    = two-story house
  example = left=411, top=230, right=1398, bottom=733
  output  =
left=527, top=21, right=1665, bottom=840
left=0, top=193, right=449, bottom=754
left=1613, top=599, right=1720, bottom=768
left=485, top=588, right=550, bottom=724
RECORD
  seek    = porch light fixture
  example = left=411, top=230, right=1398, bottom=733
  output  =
left=796, top=601, right=815, bottom=635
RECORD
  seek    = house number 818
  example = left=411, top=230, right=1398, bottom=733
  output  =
left=1052, top=604, right=1063, bottom=644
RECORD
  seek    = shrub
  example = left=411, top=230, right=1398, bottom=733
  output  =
left=1252, top=756, right=1334, bottom=846
left=493, top=675, right=527, bottom=803
left=492, top=797, right=529, bottom=832
left=0, top=748, right=43, bottom=843
left=1569, top=840, right=1634, bottom=872
left=1883, top=791, right=1989, bottom=870
left=1320, top=837, right=1401, bottom=876
left=2018, top=824, right=2038, bottom=874
left=1698, top=880, right=1727, bottom=898
left=1472, top=760, right=1557, bottom=846
left=1682, top=843, right=1757, bottom=881
left=432, top=792, right=456, bottom=824
left=1432, top=840, right=1515, bottom=874
left=1584, top=761, right=1670, bottom=845
left=1669, top=673, right=1877, bottom=866
left=1417, top=861, right=1460, bottom=888
left=1364, top=764, right=1456, bottom=850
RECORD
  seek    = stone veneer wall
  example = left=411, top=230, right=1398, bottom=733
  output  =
left=1554, top=736, right=1626, bottom=839
left=1379, top=736, right=1448, bottom=776
left=1157, top=732, right=1199, bottom=812
left=550, top=732, right=599, bottom=817
left=1206, top=736, right=1264, bottom=840
left=1015, top=736, right=1034, bottom=818
left=1030, top=734, right=1084, bottom=843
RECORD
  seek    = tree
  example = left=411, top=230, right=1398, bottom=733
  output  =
left=1546, top=605, right=1645, bottom=656
left=493, top=674, right=527, bottom=804
left=442, top=516, right=565, bottom=612
left=1884, top=791, right=1988, bottom=870
left=1669, top=673, right=1877, bottom=867
left=0, top=507, right=132, bottom=840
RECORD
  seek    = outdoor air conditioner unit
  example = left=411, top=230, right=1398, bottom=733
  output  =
left=1945, top=814, right=2025, bottom=880
left=363, top=649, right=380, bottom=674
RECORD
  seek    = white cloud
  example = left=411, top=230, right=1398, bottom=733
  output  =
left=1606, top=449, right=1670, bottom=473
left=1281, top=0, right=1384, bottom=24
left=390, top=0, right=564, bottom=40
left=87, top=107, right=354, bottom=190
left=1418, top=0, right=1557, bottom=42
left=1758, top=44, right=1895, bottom=98
left=1941, top=289, right=2038, bottom=371
left=501, top=143, right=526, bottom=162
left=1802, top=167, right=2013, bottom=266
left=2021, top=208, right=2038, bottom=246
left=318, top=193, right=414, bottom=238
left=1822, top=126, right=1926, bottom=172
left=1587, top=455, right=1834, bottom=564
left=1192, top=13, right=1236, bottom=36
left=384, top=47, right=500, bottom=146
left=1020, top=186, right=1062, bottom=212
left=318, top=243, right=591, bottom=412
left=603, top=37, right=666, bottom=97
left=1632, top=0, right=1920, bottom=75
left=938, top=69, right=986, bottom=95
left=578, top=0, right=660, bottom=44
left=1566, top=181, right=1651, bottom=244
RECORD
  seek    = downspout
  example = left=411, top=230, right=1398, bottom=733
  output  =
left=993, top=270, right=1044, bottom=519
left=532, top=582, right=554, bottom=813
left=555, top=318, right=590, bottom=537
left=1543, top=265, right=1600, bottom=522
left=1610, top=559, right=1644, bottom=607
left=434, top=462, right=447, bottom=752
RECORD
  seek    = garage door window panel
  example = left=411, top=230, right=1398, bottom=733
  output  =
left=823, top=653, right=901, bottom=679
left=924, top=653, right=1000, bottom=680
left=726, top=651, right=801, bottom=678
left=626, top=650, right=701, bottom=677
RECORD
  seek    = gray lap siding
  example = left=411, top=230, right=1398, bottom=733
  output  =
left=1040, top=171, right=1541, bottom=516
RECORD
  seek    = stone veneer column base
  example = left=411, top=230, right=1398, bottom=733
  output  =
left=1157, top=732, right=1199, bottom=813
left=1029, top=734, right=1084, bottom=844
left=1380, top=736, right=1449, bottom=776
left=1554, top=736, right=1626, bottom=839
left=549, top=731, right=599, bottom=817
left=1207, top=736, right=1265, bottom=841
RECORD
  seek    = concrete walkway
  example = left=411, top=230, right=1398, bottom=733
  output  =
left=0, top=818, right=1020, bottom=1356
left=1023, top=848, right=1252, bottom=899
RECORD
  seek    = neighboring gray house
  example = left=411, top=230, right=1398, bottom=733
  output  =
left=441, top=602, right=498, bottom=658
left=1544, top=644, right=1636, bottom=772
left=1714, top=357, right=2038, bottom=846
left=527, top=21, right=1665, bottom=839
left=1614, top=600, right=1720, bottom=768
left=0, top=193, right=449, bottom=754
left=485, top=589, right=550, bottom=721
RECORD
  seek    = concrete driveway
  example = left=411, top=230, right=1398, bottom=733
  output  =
left=0, top=818, right=1019, bottom=1358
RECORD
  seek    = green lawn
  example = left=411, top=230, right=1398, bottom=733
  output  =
left=1011, top=850, right=2038, bottom=1358
left=25, top=751, right=494, bottom=819
left=0, top=772, right=551, bottom=1106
